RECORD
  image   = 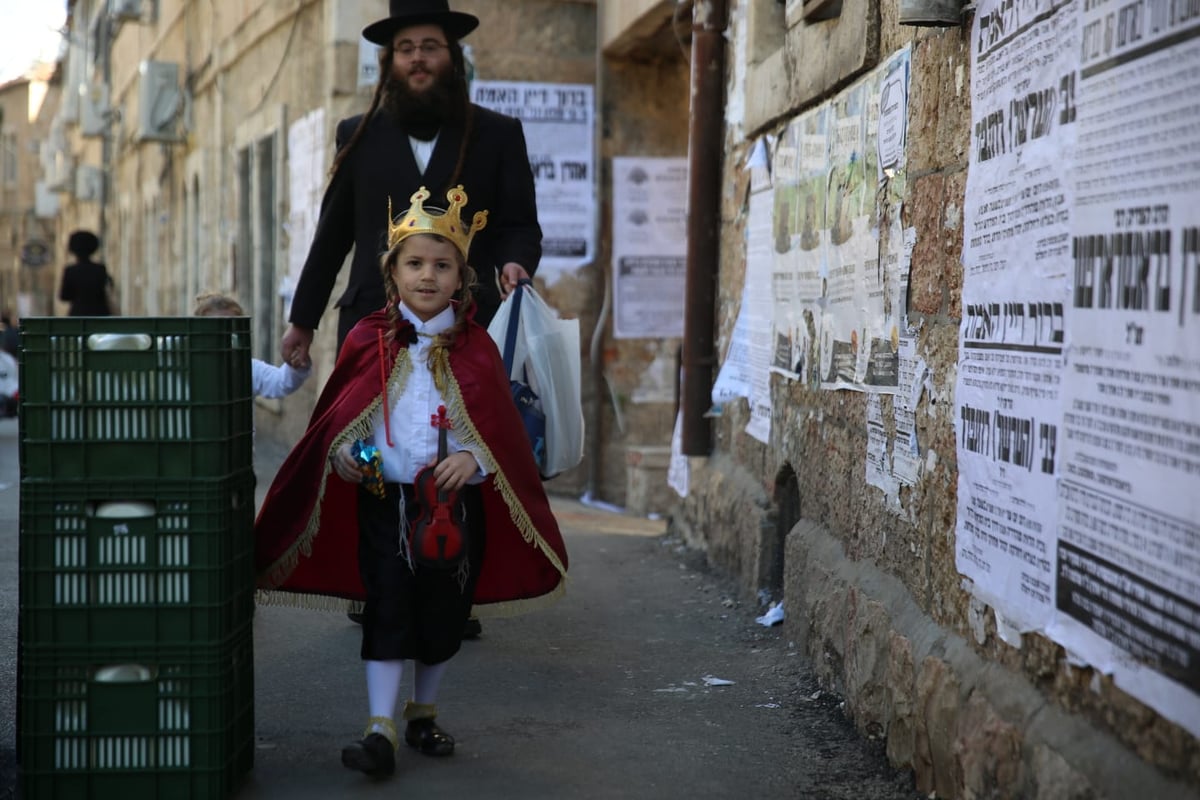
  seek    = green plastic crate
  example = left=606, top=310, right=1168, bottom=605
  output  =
left=19, top=472, right=256, bottom=649
left=19, top=628, right=254, bottom=800
left=18, top=316, right=253, bottom=480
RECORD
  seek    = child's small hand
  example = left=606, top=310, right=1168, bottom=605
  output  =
left=330, top=444, right=365, bottom=484
left=431, top=451, right=478, bottom=493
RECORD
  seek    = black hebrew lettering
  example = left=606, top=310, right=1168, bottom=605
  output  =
left=974, top=110, right=1008, bottom=162
left=1184, top=227, right=1200, bottom=325
left=1009, top=88, right=1057, bottom=147
left=1039, top=422, right=1057, bottom=475
left=1074, top=235, right=1097, bottom=308
left=961, top=405, right=992, bottom=455
left=1075, top=231, right=1171, bottom=313
left=561, top=161, right=588, bottom=181
left=530, top=157, right=556, bottom=181
left=995, top=411, right=1035, bottom=470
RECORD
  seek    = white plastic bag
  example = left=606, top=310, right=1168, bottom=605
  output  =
left=487, top=284, right=584, bottom=477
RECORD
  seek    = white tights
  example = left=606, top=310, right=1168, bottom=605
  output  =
left=365, top=658, right=451, bottom=717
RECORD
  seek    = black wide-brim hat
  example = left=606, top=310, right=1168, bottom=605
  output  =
left=67, top=230, right=100, bottom=258
left=362, top=0, right=480, bottom=45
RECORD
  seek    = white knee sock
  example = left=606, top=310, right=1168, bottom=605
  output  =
left=412, top=659, right=449, bottom=705
left=365, top=659, right=405, bottom=719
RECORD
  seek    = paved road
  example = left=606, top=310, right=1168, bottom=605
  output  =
left=0, top=418, right=15, bottom=800
left=1, top=419, right=920, bottom=799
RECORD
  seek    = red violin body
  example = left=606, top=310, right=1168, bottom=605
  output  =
left=410, top=406, right=468, bottom=569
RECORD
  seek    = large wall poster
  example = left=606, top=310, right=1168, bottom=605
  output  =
left=959, top=0, right=1200, bottom=737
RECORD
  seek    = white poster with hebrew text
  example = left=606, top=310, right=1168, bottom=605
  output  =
left=1050, top=2, right=1200, bottom=738
left=610, top=156, right=688, bottom=339
left=957, top=0, right=1079, bottom=632
left=473, top=81, right=596, bottom=282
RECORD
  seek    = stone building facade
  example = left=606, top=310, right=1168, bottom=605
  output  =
left=45, top=0, right=628, bottom=501
left=0, top=65, right=60, bottom=320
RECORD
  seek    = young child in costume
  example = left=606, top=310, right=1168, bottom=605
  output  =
left=254, top=185, right=568, bottom=780
left=194, top=292, right=312, bottom=398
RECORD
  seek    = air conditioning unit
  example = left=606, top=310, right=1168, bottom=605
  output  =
left=44, top=150, right=74, bottom=193
left=41, top=121, right=67, bottom=177
left=136, top=60, right=182, bottom=143
left=75, top=165, right=103, bottom=202
left=80, top=84, right=110, bottom=138
left=60, top=81, right=80, bottom=124
left=111, top=0, right=142, bottom=22
left=35, top=181, right=60, bottom=218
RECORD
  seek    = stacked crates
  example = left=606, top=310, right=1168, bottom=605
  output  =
left=17, top=317, right=256, bottom=800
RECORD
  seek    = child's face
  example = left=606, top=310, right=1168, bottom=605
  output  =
left=391, top=235, right=463, bottom=322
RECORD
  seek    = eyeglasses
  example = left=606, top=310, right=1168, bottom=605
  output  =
left=395, top=41, right=449, bottom=58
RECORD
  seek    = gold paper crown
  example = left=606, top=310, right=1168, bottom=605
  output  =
left=387, top=185, right=488, bottom=260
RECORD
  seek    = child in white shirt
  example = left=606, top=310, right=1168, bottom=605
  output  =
left=193, top=292, right=311, bottom=398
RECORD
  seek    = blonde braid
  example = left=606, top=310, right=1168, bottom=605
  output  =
left=427, top=262, right=477, bottom=366
left=380, top=248, right=404, bottom=341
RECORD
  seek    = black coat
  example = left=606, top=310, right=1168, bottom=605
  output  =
left=290, top=105, right=542, bottom=348
left=59, top=259, right=113, bottom=316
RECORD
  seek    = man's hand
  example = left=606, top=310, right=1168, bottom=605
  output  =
left=498, top=262, right=531, bottom=298
left=281, top=325, right=314, bottom=369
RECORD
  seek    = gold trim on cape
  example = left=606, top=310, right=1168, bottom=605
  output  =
left=258, top=350, right=412, bottom=590
left=257, top=344, right=567, bottom=616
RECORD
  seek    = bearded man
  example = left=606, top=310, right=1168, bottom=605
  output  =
left=283, top=0, right=538, bottom=640
left=282, top=0, right=541, bottom=365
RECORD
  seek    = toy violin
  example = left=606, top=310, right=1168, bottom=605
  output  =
left=410, top=405, right=468, bottom=569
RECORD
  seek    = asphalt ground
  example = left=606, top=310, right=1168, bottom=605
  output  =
left=1, top=419, right=920, bottom=799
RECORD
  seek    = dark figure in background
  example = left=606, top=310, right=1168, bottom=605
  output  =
left=0, top=313, right=16, bottom=418
left=279, top=0, right=542, bottom=369
left=58, top=230, right=113, bottom=316
left=0, top=312, right=18, bottom=360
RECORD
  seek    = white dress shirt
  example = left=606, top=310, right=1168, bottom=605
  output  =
left=369, top=303, right=485, bottom=484
left=252, top=358, right=310, bottom=399
left=409, top=134, right=438, bottom=174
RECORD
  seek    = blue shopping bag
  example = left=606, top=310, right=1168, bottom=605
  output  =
left=502, top=280, right=548, bottom=474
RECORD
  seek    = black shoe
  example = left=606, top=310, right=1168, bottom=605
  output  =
left=405, top=718, right=455, bottom=756
left=347, top=612, right=364, bottom=625
left=462, top=617, right=482, bottom=640
left=341, top=733, right=395, bottom=777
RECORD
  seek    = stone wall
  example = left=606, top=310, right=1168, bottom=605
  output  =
left=671, top=2, right=1200, bottom=795
left=0, top=71, right=60, bottom=317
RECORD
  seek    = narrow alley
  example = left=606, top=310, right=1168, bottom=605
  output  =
left=1, top=419, right=920, bottom=799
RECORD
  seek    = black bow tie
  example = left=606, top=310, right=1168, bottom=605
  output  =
left=396, top=321, right=419, bottom=346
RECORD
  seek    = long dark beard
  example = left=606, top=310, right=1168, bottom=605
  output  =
left=381, top=65, right=468, bottom=141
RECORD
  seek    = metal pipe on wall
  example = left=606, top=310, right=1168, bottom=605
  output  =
left=584, top=18, right=609, bottom=504
left=681, top=0, right=727, bottom=455
left=898, top=0, right=967, bottom=25
left=98, top=12, right=113, bottom=252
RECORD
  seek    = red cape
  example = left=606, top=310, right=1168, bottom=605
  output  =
left=255, top=311, right=568, bottom=617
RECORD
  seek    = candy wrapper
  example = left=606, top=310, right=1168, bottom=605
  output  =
left=351, top=440, right=385, bottom=499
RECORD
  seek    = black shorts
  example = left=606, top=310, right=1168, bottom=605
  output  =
left=356, top=481, right=486, bottom=664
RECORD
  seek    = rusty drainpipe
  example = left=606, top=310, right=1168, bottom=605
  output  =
left=682, top=0, right=727, bottom=455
